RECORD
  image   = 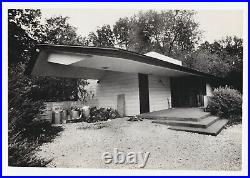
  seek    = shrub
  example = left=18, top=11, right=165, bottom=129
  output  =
left=22, top=121, right=64, bottom=144
left=9, top=120, right=63, bottom=167
left=8, top=131, right=50, bottom=167
left=86, top=107, right=120, bottom=123
left=208, top=86, right=242, bottom=118
left=8, top=66, right=63, bottom=167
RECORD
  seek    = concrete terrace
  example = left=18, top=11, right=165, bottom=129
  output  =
left=137, top=108, right=228, bottom=136
left=137, top=108, right=210, bottom=121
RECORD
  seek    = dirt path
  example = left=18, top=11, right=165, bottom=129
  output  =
left=36, top=118, right=242, bottom=170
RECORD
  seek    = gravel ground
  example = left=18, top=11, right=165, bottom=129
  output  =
left=36, top=118, right=242, bottom=170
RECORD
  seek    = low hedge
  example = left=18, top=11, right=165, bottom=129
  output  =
left=85, top=107, right=120, bottom=123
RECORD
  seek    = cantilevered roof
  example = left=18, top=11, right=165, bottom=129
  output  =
left=144, top=51, right=182, bottom=66
left=26, top=44, right=220, bottom=80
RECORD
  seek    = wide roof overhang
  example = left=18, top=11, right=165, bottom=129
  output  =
left=26, top=44, right=219, bottom=80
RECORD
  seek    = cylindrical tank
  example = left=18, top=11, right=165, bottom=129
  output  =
left=39, top=110, right=53, bottom=123
left=81, top=106, right=90, bottom=119
left=71, top=110, right=80, bottom=119
left=53, top=111, right=62, bottom=124
left=61, top=110, right=68, bottom=124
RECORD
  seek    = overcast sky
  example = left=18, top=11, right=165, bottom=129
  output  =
left=41, top=9, right=243, bottom=43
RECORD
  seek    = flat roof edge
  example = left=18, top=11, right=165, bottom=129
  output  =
left=26, top=44, right=222, bottom=81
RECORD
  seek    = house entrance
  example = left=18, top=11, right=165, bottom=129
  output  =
left=171, top=77, right=206, bottom=107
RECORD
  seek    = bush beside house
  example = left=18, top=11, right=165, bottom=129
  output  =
left=8, top=66, right=64, bottom=167
left=208, top=86, right=242, bottom=124
left=87, top=107, right=120, bottom=123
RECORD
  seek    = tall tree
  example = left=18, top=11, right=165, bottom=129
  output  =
left=190, top=36, right=243, bottom=91
left=113, top=17, right=131, bottom=49
left=33, top=16, right=89, bottom=101
left=8, top=9, right=44, bottom=126
left=8, top=9, right=41, bottom=65
left=41, top=16, right=87, bottom=45
left=9, top=10, right=89, bottom=104
left=128, top=10, right=202, bottom=57
left=89, top=10, right=201, bottom=57
left=88, top=24, right=115, bottom=47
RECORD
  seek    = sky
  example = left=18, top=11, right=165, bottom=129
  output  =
left=41, top=9, right=243, bottom=43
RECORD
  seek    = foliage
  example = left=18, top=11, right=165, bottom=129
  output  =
left=8, top=64, right=64, bottom=167
left=77, top=79, right=89, bottom=101
left=41, top=16, right=88, bottom=45
left=86, top=107, right=120, bottom=123
left=88, top=25, right=115, bottom=47
left=29, top=76, right=80, bottom=102
left=8, top=64, right=45, bottom=130
left=8, top=131, right=50, bottom=167
left=22, top=121, right=64, bottom=144
left=8, top=120, right=63, bottom=167
left=8, top=9, right=72, bottom=167
left=208, top=86, right=242, bottom=118
left=189, top=37, right=243, bottom=90
left=131, top=10, right=201, bottom=56
left=113, top=17, right=131, bottom=49
left=88, top=10, right=242, bottom=90
left=8, top=9, right=40, bottom=65
left=89, top=10, right=201, bottom=57
left=9, top=9, right=89, bottom=103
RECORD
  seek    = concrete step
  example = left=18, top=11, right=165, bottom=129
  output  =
left=138, top=112, right=211, bottom=122
left=168, top=119, right=229, bottom=136
left=152, top=116, right=219, bottom=128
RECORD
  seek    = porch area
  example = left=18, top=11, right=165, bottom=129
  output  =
left=137, top=108, right=228, bottom=136
left=137, top=108, right=210, bottom=121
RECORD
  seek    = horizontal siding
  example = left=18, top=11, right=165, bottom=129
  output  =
left=148, top=75, right=171, bottom=112
left=95, top=71, right=140, bottom=116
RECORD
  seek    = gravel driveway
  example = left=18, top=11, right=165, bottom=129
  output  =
left=36, top=118, right=242, bottom=170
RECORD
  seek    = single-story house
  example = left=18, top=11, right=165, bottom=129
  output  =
left=26, top=44, right=222, bottom=117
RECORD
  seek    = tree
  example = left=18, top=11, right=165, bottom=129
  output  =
left=8, top=10, right=90, bottom=128
left=88, top=10, right=201, bottom=57
left=190, top=36, right=243, bottom=91
left=32, top=16, right=89, bottom=101
left=113, top=17, right=131, bottom=49
left=41, top=16, right=87, bottom=45
left=88, top=24, right=115, bottom=47
left=191, top=48, right=231, bottom=77
left=8, top=9, right=89, bottom=166
left=8, top=9, right=44, bottom=129
left=127, top=10, right=202, bottom=57
left=8, top=9, right=41, bottom=65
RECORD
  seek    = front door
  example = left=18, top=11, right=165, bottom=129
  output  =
left=171, top=77, right=205, bottom=107
left=138, top=73, right=150, bottom=114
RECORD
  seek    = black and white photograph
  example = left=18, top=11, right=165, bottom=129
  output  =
left=3, top=2, right=248, bottom=176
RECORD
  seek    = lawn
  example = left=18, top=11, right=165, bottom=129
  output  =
left=36, top=118, right=241, bottom=170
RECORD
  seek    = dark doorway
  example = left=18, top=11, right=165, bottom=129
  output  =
left=138, top=73, right=150, bottom=114
left=171, top=77, right=206, bottom=107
